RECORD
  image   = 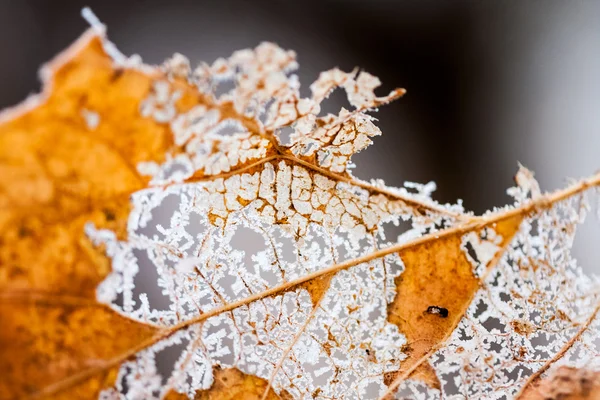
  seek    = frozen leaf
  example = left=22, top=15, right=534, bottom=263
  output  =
left=1, top=13, right=600, bottom=400
left=384, top=215, right=523, bottom=392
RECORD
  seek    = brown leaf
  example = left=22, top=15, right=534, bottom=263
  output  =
left=386, top=215, right=523, bottom=389
left=0, top=32, right=173, bottom=295
left=384, top=362, right=441, bottom=391
left=164, top=367, right=292, bottom=400
left=0, top=31, right=170, bottom=399
left=0, top=302, right=156, bottom=399
left=2, top=24, right=599, bottom=400
left=519, top=367, right=600, bottom=400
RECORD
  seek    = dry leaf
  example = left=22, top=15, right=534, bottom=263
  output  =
left=1, top=13, right=600, bottom=400
left=164, top=367, right=292, bottom=400
left=385, top=215, right=523, bottom=389
left=519, top=367, right=600, bottom=400
left=0, top=31, right=169, bottom=399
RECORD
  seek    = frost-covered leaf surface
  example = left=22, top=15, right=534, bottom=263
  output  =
left=1, top=17, right=600, bottom=400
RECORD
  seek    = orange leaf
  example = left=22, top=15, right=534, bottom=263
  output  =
left=0, top=31, right=172, bottom=399
left=164, top=367, right=292, bottom=400
left=385, top=215, right=522, bottom=391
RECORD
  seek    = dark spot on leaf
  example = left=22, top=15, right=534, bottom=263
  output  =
left=426, top=306, right=448, bottom=318
left=103, top=208, right=116, bottom=221
left=18, top=226, right=32, bottom=238
left=111, top=68, right=124, bottom=82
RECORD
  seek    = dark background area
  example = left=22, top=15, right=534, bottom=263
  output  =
left=1, top=0, right=599, bottom=269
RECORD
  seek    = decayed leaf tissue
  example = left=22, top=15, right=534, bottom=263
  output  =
left=1, top=10, right=600, bottom=400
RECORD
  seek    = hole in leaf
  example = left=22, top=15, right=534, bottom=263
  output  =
left=380, top=217, right=414, bottom=245
left=160, top=160, right=193, bottom=182
left=132, top=249, right=171, bottom=311
left=572, top=198, right=600, bottom=276
left=316, top=86, right=352, bottom=117
left=275, top=125, right=295, bottom=146
left=208, top=119, right=247, bottom=137
left=213, top=79, right=236, bottom=98
left=137, top=194, right=181, bottom=238
left=230, top=226, right=267, bottom=272
left=464, top=241, right=480, bottom=265
left=155, top=335, right=189, bottom=385
left=259, top=97, right=276, bottom=125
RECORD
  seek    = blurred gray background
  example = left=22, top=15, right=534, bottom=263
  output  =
left=1, top=0, right=599, bottom=271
